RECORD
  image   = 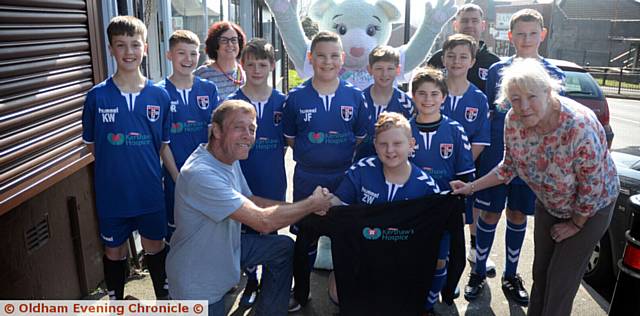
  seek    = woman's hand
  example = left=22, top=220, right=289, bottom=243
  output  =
left=550, top=221, right=581, bottom=242
left=450, top=180, right=472, bottom=196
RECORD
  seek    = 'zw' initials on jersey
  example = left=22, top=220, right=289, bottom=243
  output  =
left=361, top=186, right=380, bottom=204
left=99, top=107, right=118, bottom=123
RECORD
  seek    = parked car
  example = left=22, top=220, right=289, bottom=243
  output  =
left=583, top=151, right=640, bottom=297
left=547, top=58, right=615, bottom=148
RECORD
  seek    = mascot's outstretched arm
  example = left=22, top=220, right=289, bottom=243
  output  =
left=403, top=0, right=456, bottom=74
left=264, top=0, right=310, bottom=76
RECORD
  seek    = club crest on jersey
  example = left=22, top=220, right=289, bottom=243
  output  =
left=196, top=96, right=209, bottom=110
left=465, top=107, right=479, bottom=122
left=478, top=67, right=489, bottom=80
left=440, top=143, right=453, bottom=159
left=273, top=111, right=282, bottom=126
left=340, top=106, right=353, bottom=121
left=146, top=105, right=160, bottom=122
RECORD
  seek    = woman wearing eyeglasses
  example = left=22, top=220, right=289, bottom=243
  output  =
left=195, top=21, right=247, bottom=100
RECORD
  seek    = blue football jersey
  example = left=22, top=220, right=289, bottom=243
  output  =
left=157, top=76, right=218, bottom=168
left=283, top=79, right=369, bottom=173
left=355, top=86, right=414, bottom=160
left=82, top=78, right=171, bottom=218
left=409, top=116, right=475, bottom=190
left=442, top=83, right=490, bottom=146
left=228, top=88, right=287, bottom=201
left=335, top=156, right=441, bottom=205
left=478, top=57, right=566, bottom=180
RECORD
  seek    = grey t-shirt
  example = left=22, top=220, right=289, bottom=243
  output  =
left=166, top=144, right=252, bottom=303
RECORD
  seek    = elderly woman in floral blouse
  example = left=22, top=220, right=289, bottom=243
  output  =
left=450, top=58, right=619, bottom=316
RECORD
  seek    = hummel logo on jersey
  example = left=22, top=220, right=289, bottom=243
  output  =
left=147, top=105, right=160, bottom=122
left=440, top=143, right=453, bottom=159
left=300, top=108, right=316, bottom=122
left=197, top=95, right=209, bottom=110
left=341, top=106, right=354, bottom=121
left=361, top=186, right=380, bottom=204
left=273, top=111, right=282, bottom=126
left=98, top=107, right=118, bottom=123
left=465, top=107, right=479, bottom=122
left=478, top=67, right=489, bottom=80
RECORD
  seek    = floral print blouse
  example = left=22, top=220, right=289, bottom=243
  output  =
left=496, top=96, right=619, bottom=218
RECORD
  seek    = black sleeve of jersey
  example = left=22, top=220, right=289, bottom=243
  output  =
left=455, top=172, right=474, bottom=183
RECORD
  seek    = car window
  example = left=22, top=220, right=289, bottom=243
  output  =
left=564, top=71, right=602, bottom=99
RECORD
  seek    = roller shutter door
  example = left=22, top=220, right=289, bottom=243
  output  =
left=0, top=0, right=104, bottom=214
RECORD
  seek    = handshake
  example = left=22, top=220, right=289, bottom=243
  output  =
left=307, top=186, right=337, bottom=216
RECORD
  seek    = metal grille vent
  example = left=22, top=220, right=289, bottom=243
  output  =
left=24, top=214, right=50, bottom=253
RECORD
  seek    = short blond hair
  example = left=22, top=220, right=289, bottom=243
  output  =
left=374, top=112, right=412, bottom=138
left=496, top=58, right=563, bottom=107
left=510, top=8, right=544, bottom=31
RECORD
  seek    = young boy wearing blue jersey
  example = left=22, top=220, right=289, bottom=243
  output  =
left=441, top=33, right=495, bottom=296
left=81, top=16, right=170, bottom=300
left=466, top=8, right=565, bottom=306
left=158, top=30, right=218, bottom=242
left=335, top=112, right=440, bottom=205
left=355, top=45, right=414, bottom=160
left=409, top=67, right=475, bottom=315
left=284, top=31, right=369, bottom=311
left=227, top=38, right=287, bottom=307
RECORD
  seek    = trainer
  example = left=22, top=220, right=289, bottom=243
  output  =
left=166, top=99, right=332, bottom=316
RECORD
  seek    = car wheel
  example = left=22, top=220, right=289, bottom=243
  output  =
left=583, top=232, right=615, bottom=293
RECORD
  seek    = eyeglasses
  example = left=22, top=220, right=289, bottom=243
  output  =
left=219, top=36, right=238, bottom=45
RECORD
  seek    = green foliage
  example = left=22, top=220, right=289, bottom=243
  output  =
left=288, top=69, right=304, bottom=90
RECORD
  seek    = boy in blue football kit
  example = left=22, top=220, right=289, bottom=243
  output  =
left=328, top=112, right=442, bottom=309
left=284, top=31, right=369, bottom=311
left=355, top=45, right=414, bottom=160
left=440, top=33, right=494, bottom=300
left=409, top=67, right=475, bottom=315
left=466, top=9, right=566, bottom=306
left=227, top=38, right=287, bottom=307
left=157, top=30, right=218, bottom=242
left=81, top=16, right=170, bottom=300
left=334, top=112, right=441, bottom=206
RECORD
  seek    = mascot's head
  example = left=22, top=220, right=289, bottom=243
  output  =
left=310, top=0, right=401, bottom=69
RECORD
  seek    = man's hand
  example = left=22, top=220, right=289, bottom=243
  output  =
left=309, top=186, right=333, bottom=216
